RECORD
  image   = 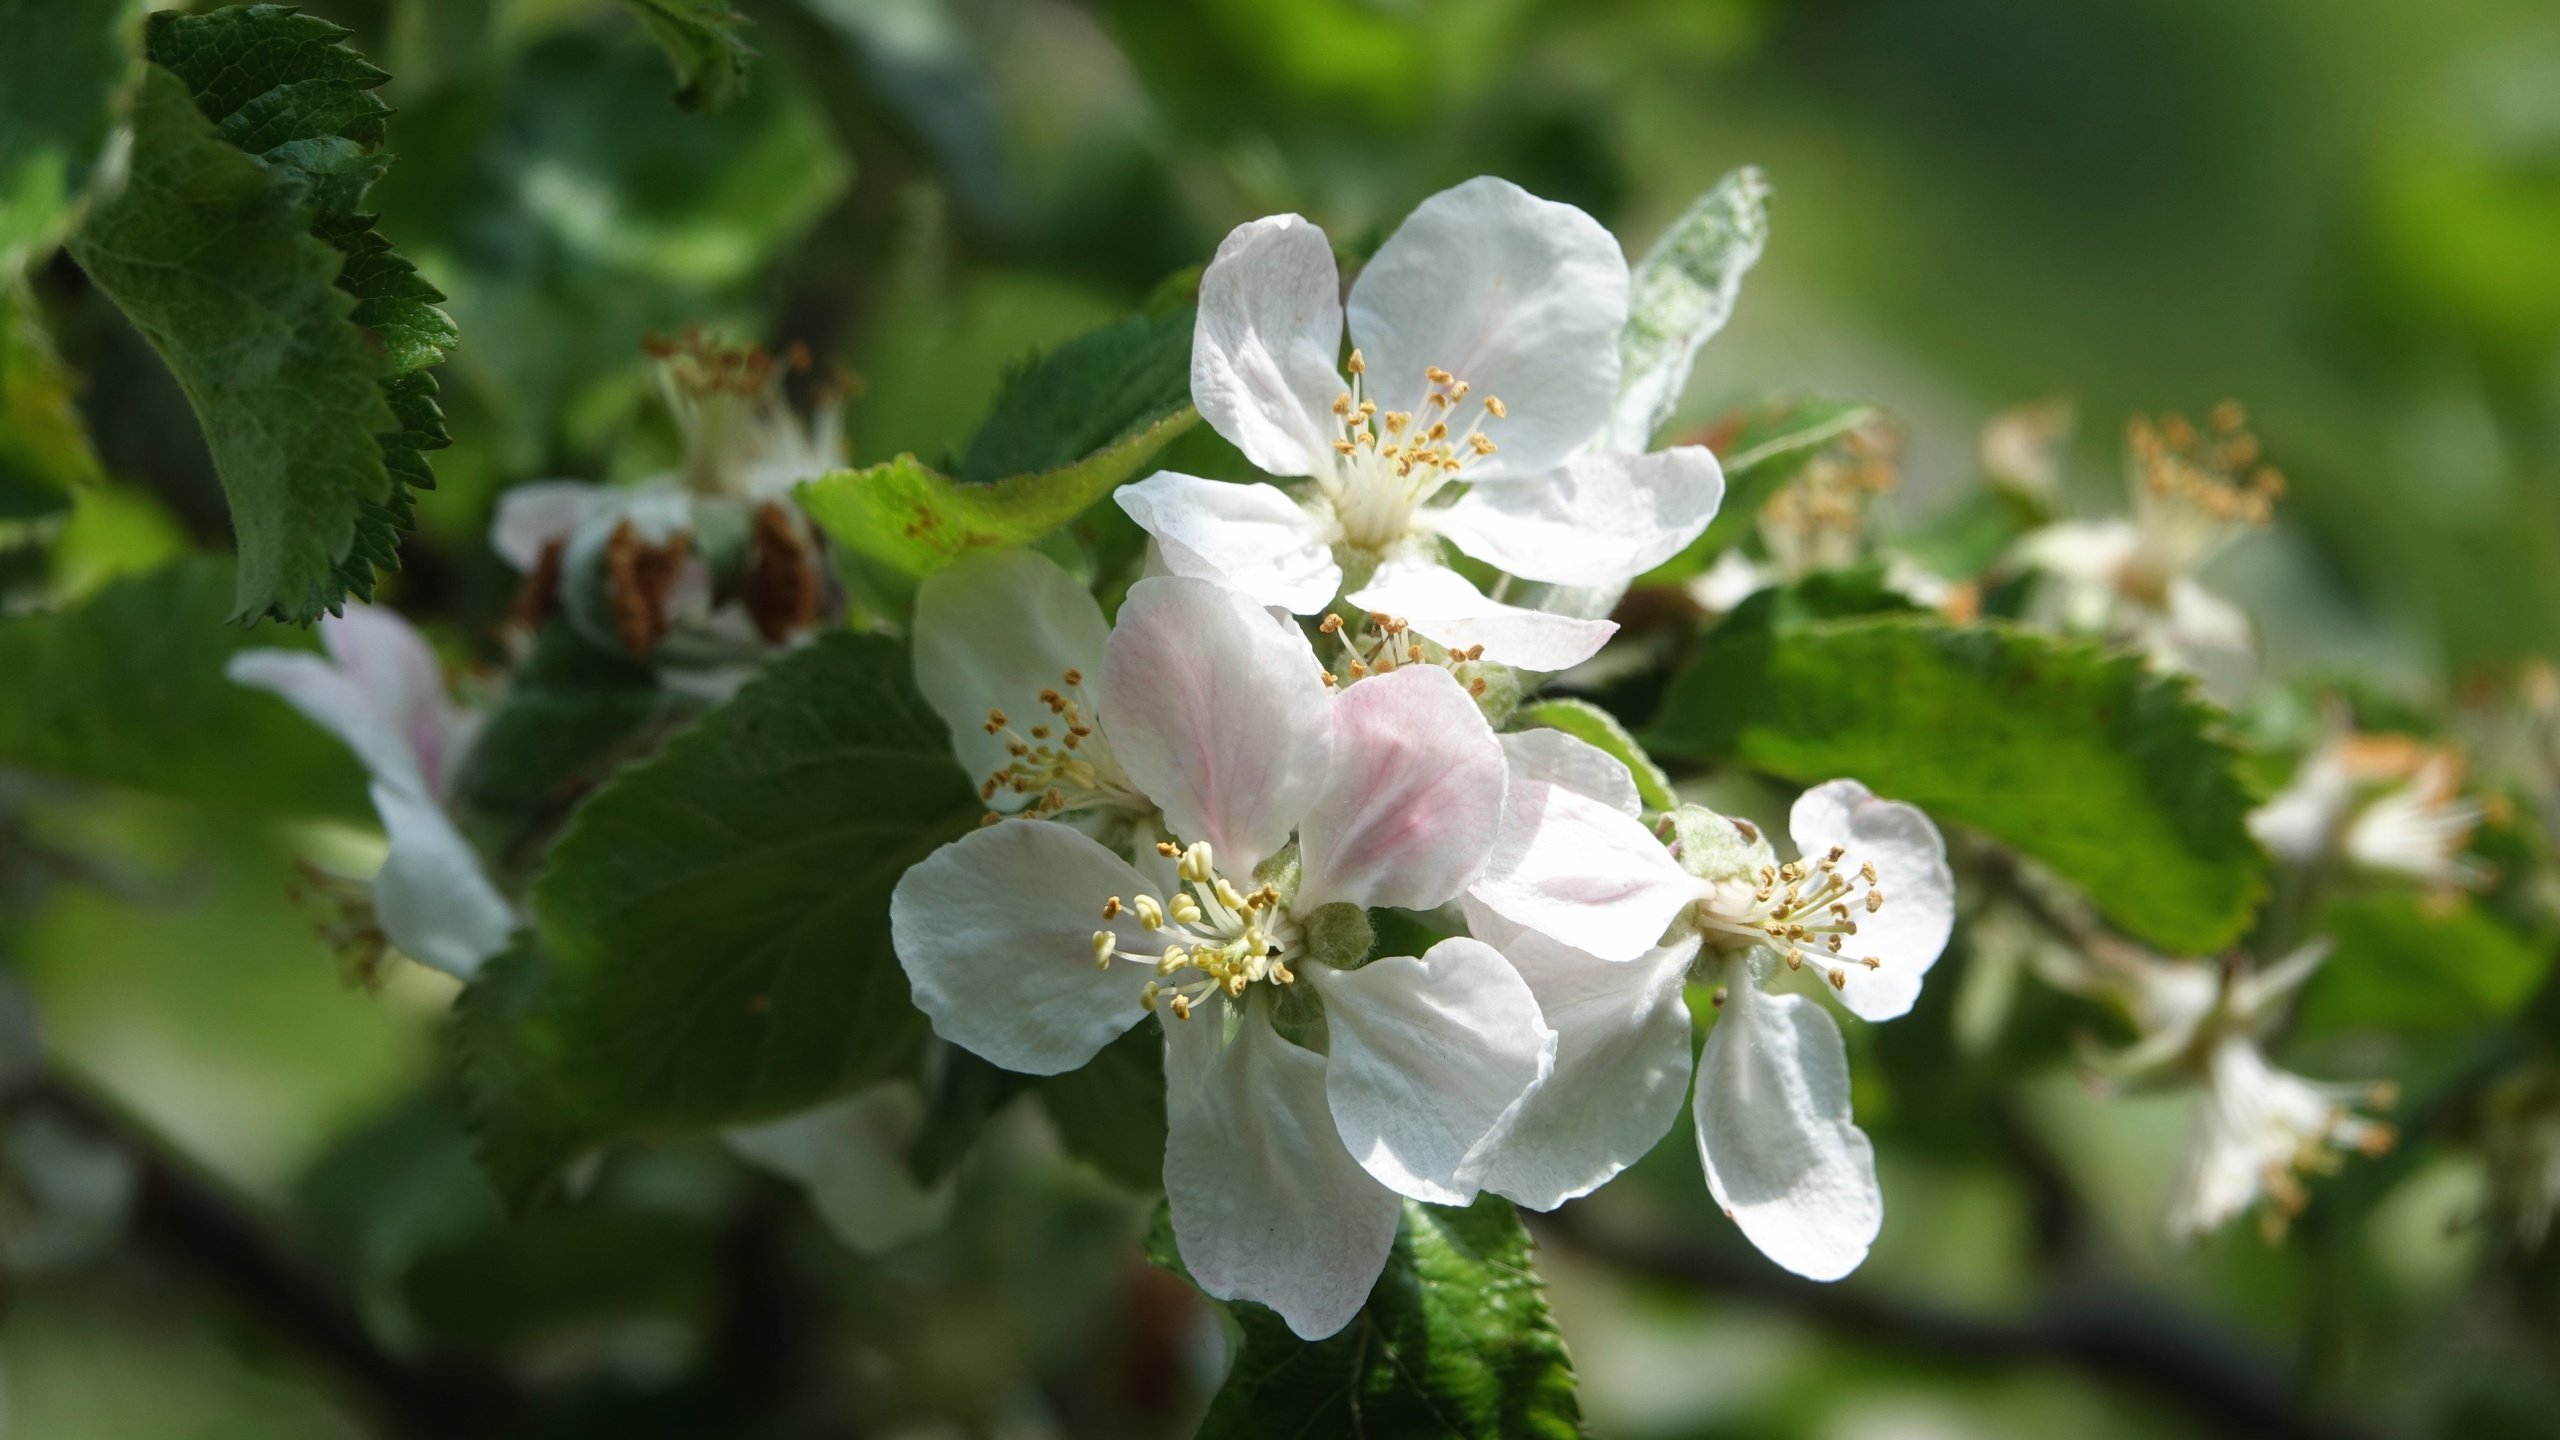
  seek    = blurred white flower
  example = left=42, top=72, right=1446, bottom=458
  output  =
left=2250, top=725, right=2489, bottom=890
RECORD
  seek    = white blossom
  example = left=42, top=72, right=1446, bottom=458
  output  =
left=2250, top=725, right=2488, bottom=889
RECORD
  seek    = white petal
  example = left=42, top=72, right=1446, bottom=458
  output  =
left=1296, top=666, right=1506, bottom=910
left=1785, top=780, right=1954, bottom=1022
left=1343, top=563, right=1617, bottom=672
left=912, top=549, right=1110, bottom=803
left=1115, top=472, right=1341, bottom=614
left=889, top=821, right=1157, bottom=1075
left=1434, top=447, right=1724, bottom=588
left=369, top=781, right=516, bottom=981
left=725, top=1085, right=951, bottom=1254
left=1101, top=577, right=1334, bottom=876
left=1693, top=976, right=1880, bottom=1281
left=490, top=480, right=610, bottom=572
left=1465, top=907, right=1697, bottom=1210
left=1470, top=776, right=1696, bottom=962
left=1309, top=937, right=1556, bottom=1203
left=1347, top=177, right=1626, bottom=479
left=1192, top=214, right=1347, bottom=478
left=1500, top=729, right=1639, bottom=818
left=1164, top=995, right=1403, bottom=1340
left=2164, top=577, right=2255, bottom=665
left=226, top=647, right=427, bottom=794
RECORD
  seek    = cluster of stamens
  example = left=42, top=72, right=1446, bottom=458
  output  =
left=2128, top=403, right=2285, bottom=529
left=978, top=667, right=1115, bottom=823
left=287, top=859, right=393, bottom=990
left=1314, top=611, right=1490, bottom=697
left=1692, top=846, right=1886, bottom=992
left=1759, top=422, right=1899, bottom=579
left=1088, top=842, right=1300, bottom=1020
left=1319, top=351, right=1505, bottom=549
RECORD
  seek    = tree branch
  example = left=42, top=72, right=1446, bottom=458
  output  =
left=1532, top=1205, right=2391, bottom=1440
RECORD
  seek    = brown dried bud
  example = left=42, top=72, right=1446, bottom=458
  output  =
left=507, top=537, right=567, bottom=633
left=742, top=501, right=823, bottom=643
left=603, top=519, right=693, bottom=659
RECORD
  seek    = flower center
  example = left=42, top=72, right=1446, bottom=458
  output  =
left=1090, top=841, right=1303, bottom=1020
left=1317, top=349, right=1504, bottom=551
left=1313, top=610, right=1492, bottom=698
left=1688, top=847, right=1886, bottom=992
left=2123, top=404, right=2282, bottom=585
left=977, top=667, right=1143, bottom=823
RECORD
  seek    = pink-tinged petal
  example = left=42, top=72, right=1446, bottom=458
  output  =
left=1465, top=901, right=1698, bottom=1210
left=1309, top=937, right=1555, bottom=1203
left=726, top=1085, right=952, bottom=1254
left=890, top=822, right=1158, bottom=1075
left=1115, top=472, right=1341, bottom=614
left=1165, top=995, right=1402, bottom=1340
left=1500, top=729, right=1640, bottom=818
left=228, top=648, right=427, bottom=795
left=1193, top=215, right=1348, bottom=478
left=1347, top=177, right=1627, bottom=480
left=369, top=781, right=516, bottom=980
left=490, top=480, right=609, bottom=572
left=1434, top=446, right=1725, bottom=588
left=1102, top=577, right=1333, bottom=875
left=912, top=549, right=1110, bottom=807
left=1786, top=779, right=1953, bottom=1022
left=1295, top=665, right=1506, bottom=910
left=321, top=605, right=462, bottom=794
left=1343, top=562, right=1616, bottom=672
left=1694, top=972, right=1880, bottom=1281
left=1470, top=771, right=1695, bottom=962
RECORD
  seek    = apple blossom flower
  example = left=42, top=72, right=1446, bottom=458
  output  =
left=226, top=606, right=514, bottom=980
left=492, top=333, right=839, bottom=695
left=889, top=574, right=1553, bottom=1340
left=1116, top=176, right=1725, bottom=671
left=2064, top=939, right=2396, bottom=1241
left=2012, top=405, right=2277, bottom=683
left=2250, top=724, right=2488, bottom=890
left=1463, top=743, right=1953, bottom=1280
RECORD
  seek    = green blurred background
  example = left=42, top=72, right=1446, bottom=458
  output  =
left=6, top=0, right=2558, bottom=1435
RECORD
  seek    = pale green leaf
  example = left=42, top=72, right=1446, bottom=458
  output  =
left=1651, top=609, right=2267, bottom=953
left=1606, top=165, right=1771, bottom=451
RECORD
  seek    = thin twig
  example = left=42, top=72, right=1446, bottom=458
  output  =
left=1532, top=1206, right=2391, bottom=1440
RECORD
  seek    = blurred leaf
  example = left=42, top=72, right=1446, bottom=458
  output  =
left=1606, top=166, right=1771, bottom=451
left=0, top=556, right=365, bottom=815
left=69, top=9, right=454, bottom=622
left=450, top=621, right=671, bottom=817
left=2295, top=893, right=2549, bottom=1038
left=1651, top=609, right=2267, bottom=953
left=1150, top=1195, right=1581, bottom=1440
left=0, top=0, right=138, bottom=271
left=454, top=633, right=973, bottom=1206
left=908, top=1042, right=1032, bottom=1185
left=618, top=0, right=754, bottom=114
left=1639, top=397, right=1880, bottom=581
left=1035, top=1021, right=1165, bottom=1191
left=403, top=1207, right=720, bottom=1347
left=957, top=305, right=1196, bottom=484
left=1516, top=696, right=1677, bottom=812
left=0, top=286, right=103, bottom=521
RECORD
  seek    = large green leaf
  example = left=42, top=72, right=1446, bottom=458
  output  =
left=1152, top=1196, right=1582, bottom=1440
left=617, top=0, right=754, bottom=113
left=803, top=304, right=1199, bottom=579
left=453, top=632, right=975, bottom=1206
left=66, top=8, right=452, bottom=623
left=0, top=0, right=138, bottom=271
left=1639, top=396, right=1880, bottom=583
left=1606, top=166, right=1770, bottom=452
left=449, top=621, right=671, bottom=818
left=1651, top=608, right=2267, bottom=953
left=2296, top=893, right=2550, bottom=1039
left=0, top=556, right=365, bottom=815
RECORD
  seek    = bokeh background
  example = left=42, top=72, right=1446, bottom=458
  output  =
left=6, top=0, right=2559, bottom=1436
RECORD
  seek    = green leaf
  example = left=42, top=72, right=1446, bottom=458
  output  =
left=1151, top=1196, right=1582, bottom=1440
left=2296, top=893, right=2550, bottom=1038
left=958, top=305, right=1197, bottom=484
left=453, top=632, right=975, bottom=1206
left=617, top=0, right=754, bottom=113
left=68, top=8, right=454, bottom=622
left=0, top=556, right=366, bottom=815
left=1516, top=696, right=1676, bottom=813
left=1640, top=396, right=1880, bottom=582
left=1607, top=166, right=1770, bottom=452
left=449, top=621, right=671, bottom=818
left=908, top=1043, right=1033, bottom=1185
left=0, top=286, right=104, bottom=521
left=1036, top=1021, right=1165, bottom=1191
left=1651, top=610, right=2268, bottom=953
left=0, top=0, right=139, bottom=270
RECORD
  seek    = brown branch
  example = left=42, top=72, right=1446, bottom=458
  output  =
left=1532, top=1206, right=2393, bottom=1440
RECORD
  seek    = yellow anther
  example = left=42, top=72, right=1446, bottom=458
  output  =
left=1171, top=894, right=1203, bottom=925
left=1862, top=956, right=1883, bottom=969
left=1426, top=366, right=1453, bottom=384
left=1180, top=841, right=1215, bottom=884
left=1156, top=841, right=1180, bottom=858
left=1102, top=897, right=1122, bottom=919
left=1347, top=349, right=1366, bottom=374
left=1828, top=968, right=1848, bottom=991
left=1092, top=931, right=1116, bottom=969
left=1484, top=396, right=1506, bottom=418
left=1133, top=894, right=1165, bottom=929
left=1214, top=877, right=1247, bottom=911
left=1866, top=890, right=1884, bottom=913
left=1169, top=993, right=1193, bottom=1020
left=1140, top=981, right=1160, bottom=1011
left=983, top=708, right=1007, bottom=733
left=1319, top=613, right=1344, bottom=634
left=1860, top=861, right=1877, bottom=883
